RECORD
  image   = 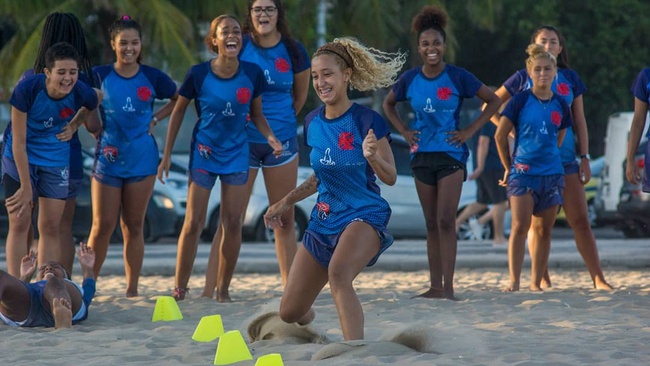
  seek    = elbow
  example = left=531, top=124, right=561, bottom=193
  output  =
left=382, top=171, right=397, bottom=186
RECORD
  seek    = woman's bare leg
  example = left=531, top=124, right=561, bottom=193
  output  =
left=87, top=179, right=121, bottom=279
left=505, top=194, right=534, bottom=292
left=530, top=205, right=558, bottom=291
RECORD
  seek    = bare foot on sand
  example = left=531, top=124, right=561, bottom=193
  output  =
left=172, top=287, right=188, bottom=301
left=411, top=287, right=445, bottom=299
left=594, top=278, right=614, bottom=290
left=52, top=298, right=72, bottom=329
left=503, top=282, right=520, bottom=292
left=216, top=292, right=232, bottom=303
left=126, top=291, right=139, bottom=298
left=530, top=285, right=544, bottom=292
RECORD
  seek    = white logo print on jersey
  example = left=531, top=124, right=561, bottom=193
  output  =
left=43, top=117, right=54, bottom=128
left=423, top=98, right=435, bottom=113
left=222, top=102, right=235, bottom=117
left=122, top=97, right=136, bottom=112
left=539, top=121, right=548, bottom=135
left=264, top=70, right=275, bottom=85
left=319, top=148, right=335, bottom=165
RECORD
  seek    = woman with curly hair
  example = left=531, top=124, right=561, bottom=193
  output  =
left=383, top=5, right=501, bottom=300
left=264, top=37, right=405, bottom=340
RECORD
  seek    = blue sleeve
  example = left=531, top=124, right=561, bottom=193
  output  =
left=559, top=98, right=573, bottom=130
left=142, top=66, right=177, bottom=99
left=290, top=40, right=311, bottom=73
left=178, top=66, right=200, bottom=100
left=355, top=106, right=391, bottom=142
left=392, top=68, right=418, bottom=102
left=75, top=81, right=99, bottom=110
left=450, top=66, right=482, bottom=98
left=81, top=278, right=96, bottom=307
left=502, top=69, right=528, bottom=96
left=303, top=107, right=322, bottom=148
left=631, top=68, right=650, bottom=102
left=9, top=76, right=38, bottom=113
left=502, top=92, right=527, bottom=128
left=18, top=69, right=35, bottom=84
left=242, top=62, right=266, bottom=99
left=565, top=68, right=587, bottom=97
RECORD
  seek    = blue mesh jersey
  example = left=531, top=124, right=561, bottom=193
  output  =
left=5, top=74, right=98, bottom=167
left=502, top=90, right=573, bottom=177
left=478, top=122, right=502, bottom=171
left=92, top=64, right=176, bottom=178
left=503, top=68, right=587, bottom=164
left=240, top=34, right=310, bottom=143
left=632, top=68, right=650, bottom=138
left=304, top=103, right=392, bottom=235
left=179, top=60, right=265, bottom=174
left=392, top=65, right=482, bottom=164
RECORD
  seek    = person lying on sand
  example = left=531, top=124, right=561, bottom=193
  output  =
left=0, top=242, right=96, bottom=329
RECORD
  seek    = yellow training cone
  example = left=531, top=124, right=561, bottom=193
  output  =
left=255, top=353, right=284, bottom=366
left=214, top=330, right=253, bottom=365
left=192, top=314, right=225, bottom=342
left=151, top=296, right=183, bottom=322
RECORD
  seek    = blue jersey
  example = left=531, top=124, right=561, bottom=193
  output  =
left=304, top=103, right=392, bottom=234
left=503, top=68, right=587, bottom=164
left=392, top=65, right=482, bottom=164
left=179, top=60, right=265, bottom=174
left=92, top=64, right=177, bottom=177
left=502, top=90, right=573, bottom=177
left=478, top=122, right=502, bottom=171
left=240, top=35, right=310, bottom=143
left=5, top=74, right=98, bottom=167
left=631, top=68, right=650, bottom=138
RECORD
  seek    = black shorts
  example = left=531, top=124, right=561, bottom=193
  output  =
left=410, top=152, right=466, bottom=186
left=477, top=168, right=507, bottom=204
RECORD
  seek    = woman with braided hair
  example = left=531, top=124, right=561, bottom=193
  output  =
left=383, top=5, right=501, bottom=300
left=264, top=37, right=405, bottom=340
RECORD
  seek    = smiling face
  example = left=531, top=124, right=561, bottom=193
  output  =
left=212, top=17, right=242, bottom=57
left=311, top=54, right=351, bottom=106
left=250, top=0, right=279, bottom=36
left=418, top=28, right=446, bottom=68
left=528, top=57, right=557, bottom=90
left=111, top=28, right=141, bottom=65
left=534, top=29, right=563, bottom=59
left=38, top=261, right=67, bottom=280
left=44, top=59, right=79, bottom=97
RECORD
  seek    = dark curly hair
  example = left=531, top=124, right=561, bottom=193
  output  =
left=411, top=5, right=448, bottom=42
left=530, top=25, right=570, bottom=68
left=34, top=12, right=91, bottom=77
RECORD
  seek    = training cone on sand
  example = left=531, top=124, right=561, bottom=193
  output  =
left=151, top=296, right=183, bottom=322
left=192, top=315, right=225, bottom=342
left=214, top=330, right=253, bottom=365
left=255, top=353, right=284, bottom=366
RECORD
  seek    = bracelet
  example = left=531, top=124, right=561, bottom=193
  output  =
left=580, top=154, right=591, bottom=160
left=152, top=116, right=159, bottom=125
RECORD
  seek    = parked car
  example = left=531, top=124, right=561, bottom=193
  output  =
left=555, top=156, right=604, bottom=227
left=616, top=141, right=650, bottom=238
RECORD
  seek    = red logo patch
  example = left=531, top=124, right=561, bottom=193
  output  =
left=59, top=107, right=74, bottom=119
left=103, top=146, right=118, bottom=163
left=198, top=143, right=212, bottom=159
left=437, top=87, right=452, bottom=100
left=515, top=163, right=530, bottom=173
left=136, top=86, right=152, bottom=101
left=551, top=111, right=562, bottom=126
left=338, top=132, right=354, bottom=150
left=556, top=83, right=570, bottom=96
left=236, top=88, right=251, bottom=104
left=316, top=202, right=330, bottom=220
left=275, top=58, right=290, bottom=73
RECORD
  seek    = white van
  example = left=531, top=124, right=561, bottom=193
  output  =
left=595, top=111, right=648, bottom=224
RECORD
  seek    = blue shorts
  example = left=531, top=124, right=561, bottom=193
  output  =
left=189, top=168, right=248, bottom=190
left=563, top=160, right=579, bottom=175
left=302, top=219, right=394, bottom=268
left=0, top=280, right=87, bottom=327
left=507, top=174, right=565, bottom=215
left=92, top=171, right=150, bottom=188
left=67, top=177, right=83, bottom=199
left=249, top=136, right=298, bottom=169
left=2, top=155, right=69, bottom=200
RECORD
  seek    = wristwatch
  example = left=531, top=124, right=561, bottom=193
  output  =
left=580, top=154, right=591, bottom=160
left=152, top=116, right=159, bottom=125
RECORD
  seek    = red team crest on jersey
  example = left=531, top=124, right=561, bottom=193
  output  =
left=556, top=83, right=570, bottom=96
left=551, top=111, right=562, bottom=126
left=236, top=88, right=251, bottom=104
left=59, top=107, right=74, bottom=119
left=103, top=146, right=118, bottom=163
left=437, top=87, right=452, bottom=100
left=136, top=86, right=152, bottom=101
left=198, top=143, right=212, bottom=159
left=338, top=132, right=354, bottom=150
left=515, top=163, right=530, bottom=174
left=316, top=202, right=330, bottom=220
left=275, top=58, right=290, bottom=73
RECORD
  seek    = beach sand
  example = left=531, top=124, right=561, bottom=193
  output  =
left=1, top=269, right=648, bottom=365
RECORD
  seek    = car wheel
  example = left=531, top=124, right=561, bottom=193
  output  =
left=254, top=208, right=307, bottom=243
left=202, top=208, right=220, bottom=242
left=621, top=224, right=647, bottom=238
left=456, top=211, right=492, bottom=241
left=143, top=218, right=158, bottom=243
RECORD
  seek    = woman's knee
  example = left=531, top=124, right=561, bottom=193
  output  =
left=279, top=296, right=309, bottom=324
left=220, top=211, right=243, bottom=231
